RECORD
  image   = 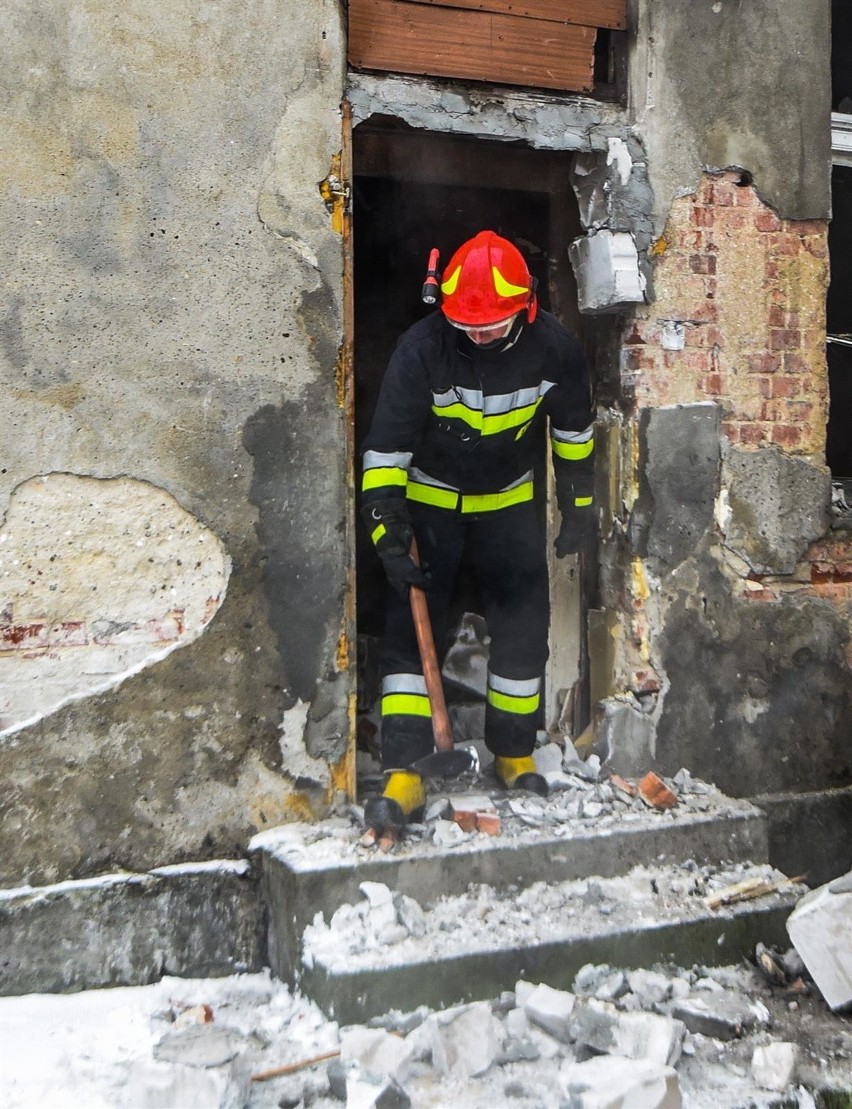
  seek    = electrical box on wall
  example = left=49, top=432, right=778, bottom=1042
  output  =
left=569, top=230, right=647, bottom=313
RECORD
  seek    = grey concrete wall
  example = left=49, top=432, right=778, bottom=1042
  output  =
left=630, top=0, right=832, bottom=227
left=0, top=1, right=350, bottom=886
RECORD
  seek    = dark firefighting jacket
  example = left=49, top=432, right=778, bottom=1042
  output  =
left=361, top=309, right=594, bottom=522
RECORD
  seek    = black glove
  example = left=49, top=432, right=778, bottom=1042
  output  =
left=362, top=499, right=430, bottom=596
left=555, top=504, right=597, bottom=558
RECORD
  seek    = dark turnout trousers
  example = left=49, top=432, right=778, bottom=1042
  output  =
left=379, top=498, right=550, bottom=770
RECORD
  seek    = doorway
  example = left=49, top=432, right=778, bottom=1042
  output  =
left=352, top=121, right=591, bottom=768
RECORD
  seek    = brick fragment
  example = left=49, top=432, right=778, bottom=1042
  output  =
left=638, top=772, right=678, bottom=811
left=609, top=774, right=637, bottom=798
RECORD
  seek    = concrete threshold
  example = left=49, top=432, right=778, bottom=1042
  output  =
left=252, top=793, right=769, bottom=984
left=298, top=862, right=804, bottom=1024
left=0, top=860, right=264, bottom=996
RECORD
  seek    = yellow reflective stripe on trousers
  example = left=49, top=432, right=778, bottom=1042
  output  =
left=461, top=480, right=533, bottom=514
left=362, top=466, right=408, bottom=491
left=382, top=693, right=432, bottom=718
left=406, top=481, right=459, bottom=510
left=371, top=522, right=387, bottom=545
left=487, top=688, right=541, bottom=715
left=551, top=437, right=595, bottom=461
left=575, top=496, right=593, bottom=507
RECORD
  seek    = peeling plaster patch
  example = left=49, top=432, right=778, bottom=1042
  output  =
left=722, top=446, right=831, bottom=574
left=278, top=699, right=330, bottom=789
left=606, top=137, right=633, bottom=186
left=0, top=474, right=230, bottom=736
left=714, top=488, right=732, bottom=533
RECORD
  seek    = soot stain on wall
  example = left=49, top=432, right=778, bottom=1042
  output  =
left=243, top=280, right=346, bottom=725
left=655, top=546, right=852, bottom=796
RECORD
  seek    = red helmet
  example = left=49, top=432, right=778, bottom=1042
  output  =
left=439, top=231, right=538, bottom=327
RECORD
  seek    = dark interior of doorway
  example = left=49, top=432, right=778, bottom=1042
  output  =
left=828, top=0, right=852, bottom=483
left=827, top=165, right=852, bottom=480
left=352, top=124, right=583, bottom=744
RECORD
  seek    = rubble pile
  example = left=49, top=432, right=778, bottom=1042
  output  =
left=6, top=954, right=844, bottom=1109
left=301, top=864, right=796, bottom=970
left=267, top=760, right=745, bottom=870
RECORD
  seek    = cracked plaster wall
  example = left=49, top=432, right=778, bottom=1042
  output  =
left=0, top=0, right=349, bottom=886
left=629, top=0, right=832, bottom=229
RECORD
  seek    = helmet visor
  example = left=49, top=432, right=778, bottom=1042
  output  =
left=445, top=313, right=519, bottom=343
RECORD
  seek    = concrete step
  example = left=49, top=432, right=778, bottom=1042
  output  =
left=251, top=786, right=772, bottom=990
left=297, top=861, right=803, bottom=1023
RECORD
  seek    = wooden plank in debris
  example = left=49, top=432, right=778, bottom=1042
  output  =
left=406, top=0, right=627, bottom=31
left=348, top=0, right=596, bottom=93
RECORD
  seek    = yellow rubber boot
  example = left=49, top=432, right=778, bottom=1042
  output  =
left=495, top=755, right=548, bottom=797
left=364, top=771, right=426, bottom=836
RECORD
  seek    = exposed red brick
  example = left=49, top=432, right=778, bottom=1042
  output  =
left=771, top=376, right=802, bottom=398
left=770, top=424, right=803, bottom=448
left=794, top=219, right=828, bottom=236
left=704, top=373, right=724, bottom=395
left=689, top=254, right=716, bottom=274
left=770, top=329, right=801, bottom=351
left=810, top=582, right=852, bottom=602
left=802, top=237, right=828, bottom=258
left=755, top=209, right=782, bottom=232
left=692, top=206, right=714, bottom=227
left=747, top=351, right=781, bottom=375
left=774, top=236, right=801, bottom=257
left=783, top=353, right=811, bottom=375
left=1, top=623, right=47, bottom=651
left=735, top=423, right=768, bottom=445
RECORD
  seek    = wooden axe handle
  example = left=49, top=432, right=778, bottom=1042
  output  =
left=409, top=538, right=454, bottom=752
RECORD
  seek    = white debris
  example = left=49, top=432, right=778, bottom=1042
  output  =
left=786, top=871, right=852, bottom=1010
left=561, top=1053, right=682, bottom=1108
left=534, top=743, right=565, bottom=776
left=751, top=1041, right=799, bottom=1091
left=427, top=1002, right=504, bottom=1079
left=520, top=981, right=576, bottom=1043
left=570, top=998, right=685, bottom=1067
left=339, top=1025, right=414, bottom=1083
left=121, top=1055, right=248, bottom=1108
left=628, top=969, right=674, bottom=1007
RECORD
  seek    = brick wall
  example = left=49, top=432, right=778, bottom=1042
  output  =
left=623, top=171, right=829, bottom=456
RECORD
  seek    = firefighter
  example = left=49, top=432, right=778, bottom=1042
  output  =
left=360, top=230, right=595, bottom=839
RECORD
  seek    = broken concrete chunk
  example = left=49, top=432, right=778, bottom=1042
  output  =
left=152, top=1024, right=244, bottom=1068
left=670, top=989, right=769, bottom=1040
left=574, top=964, right=628, bottom=1002
left=786, top=873, right=852, bottom=1010
left=392, top=893, right=426, bottom=939
left=346, top=1069, right=411, bottom=1109
left=534, top=743, right=565, bottom=776
left=427, top=1002, right=504, bottom=1079
left=751, top=1041, right=799, bottom=1091
left=125, top=1056, right=249, bottom=1108
left=520, top=982, right=576, bottom=1043
left=570, top=999, right=684, bottom=1067
left=339, top=1026, right=414, bottom=1084
left=431, top=819, right=469, bottom=847
left=627, top=969, right=673, bottom=1008
left=560, top=1053, right=682, bottom=1109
